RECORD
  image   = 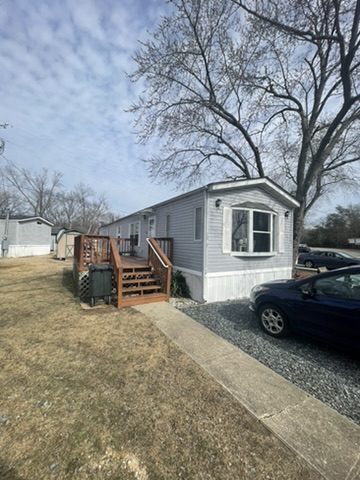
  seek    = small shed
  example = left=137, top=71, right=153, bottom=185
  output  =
left=51, top=226, right=66, bottom=252
left=0, top=215, right=53, bottom=258
left=56, top=229, right=82, bottom=260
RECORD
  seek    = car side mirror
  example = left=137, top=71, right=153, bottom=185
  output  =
left=301, top=286, right=316, bottom=299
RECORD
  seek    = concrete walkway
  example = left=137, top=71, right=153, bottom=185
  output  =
left=135, top=302, right=360, bottom=480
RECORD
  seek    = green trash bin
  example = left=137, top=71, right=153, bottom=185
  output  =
left=88, top=264, right=113, bottom=307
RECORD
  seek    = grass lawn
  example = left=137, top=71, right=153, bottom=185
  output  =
left=0, top=256, right=318, bottom=480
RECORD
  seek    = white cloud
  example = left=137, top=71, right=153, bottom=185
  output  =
left=0, top=0, right=179, bottom=216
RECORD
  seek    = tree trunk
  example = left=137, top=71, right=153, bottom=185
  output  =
left=293, top=200, right=306, bottom=267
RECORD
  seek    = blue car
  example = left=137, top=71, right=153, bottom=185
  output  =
left=297, top=249, right=360, bottom=269
left=249, top=266, right=360, bottom=353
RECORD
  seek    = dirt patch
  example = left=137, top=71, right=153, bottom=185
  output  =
left=0, top=256, right=318, bottom=479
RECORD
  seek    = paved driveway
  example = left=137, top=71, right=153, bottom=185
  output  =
left=182, top=301, right=360, bottom=426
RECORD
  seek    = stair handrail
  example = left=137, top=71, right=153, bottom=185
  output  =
left=146, top=238, right=171, bottom=268
left=109, top=237, right=123, bottom=307
left=146, top=237, right=172, bottom=300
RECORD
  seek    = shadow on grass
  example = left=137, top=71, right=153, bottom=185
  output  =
left=62, top=267, right=75, bottom=295
left=0, top=459, right=24, bottom=480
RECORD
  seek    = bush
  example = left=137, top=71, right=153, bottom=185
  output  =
left=171, top=270, right=191, bottom=298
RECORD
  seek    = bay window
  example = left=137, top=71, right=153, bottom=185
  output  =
left=231, top=208, right=275, bottom=254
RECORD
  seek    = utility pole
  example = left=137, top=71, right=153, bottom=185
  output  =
left=1, top=208, right=10, bottom=257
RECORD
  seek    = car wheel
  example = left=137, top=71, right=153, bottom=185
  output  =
left=304, top=260, right=314, bottom=268
left=259, top=304, right=289, bottom=338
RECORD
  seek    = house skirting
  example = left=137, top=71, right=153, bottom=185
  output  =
left=173, top=266, right=204, bottom=302
left=2, top=245, right=51, bottom=258
left=204, top=267, right=292, bottom=302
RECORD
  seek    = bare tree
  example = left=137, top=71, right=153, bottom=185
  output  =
left=129, top=0, right=360, bottom=256
left=1, top=160, right=115, bottom=232
left=50, top=191, right=78, bottom=229
left=3, top=161, right=63, bottom=218
left=0, top=123, right=9, bottom=155
left=0, top=186, right=20, bottom=215
left=50, top=184, right=111, bottom=234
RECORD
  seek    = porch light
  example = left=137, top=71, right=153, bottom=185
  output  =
left=215, top=199, right=222, bottom=208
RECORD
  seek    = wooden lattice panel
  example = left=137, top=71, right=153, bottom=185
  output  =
left=78, top=271, right=90, bottom=299
left=75, top=270, right=117, bottom=300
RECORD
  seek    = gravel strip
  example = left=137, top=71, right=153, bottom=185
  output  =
left=181, top=300, right=360, bottom=426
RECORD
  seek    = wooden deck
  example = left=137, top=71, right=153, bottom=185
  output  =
left=73, top=235, right=173, bottom=308
left=121, top=256, right=148, bottom=269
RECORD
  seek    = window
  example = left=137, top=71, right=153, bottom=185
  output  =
left=148, top=216, right=156, bottom=237
left=165, top=215, right=171, bottom=237
left=231, top=209, right=275, bottom=254
left=194, top=207, right=203, bottom=241
left=253, top=211, right=271, bottom=252
left=314, top=273, right=360, bottom=299
left=129, top=221, right=140, bottom=247
left=232, top=210, right=249, bottom=252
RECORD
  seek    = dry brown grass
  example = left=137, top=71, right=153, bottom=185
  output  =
left=0, top=256, right=317, bottom=480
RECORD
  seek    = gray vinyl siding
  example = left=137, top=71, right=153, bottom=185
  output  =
left=0, top=220, right=18, bottom=244
left=100, top=191, right=204, bottom=272
left=18, top=221, right=51, bottom=245
left=98, top=182, right=295, bottom=277
left=0, top=219, right=51, bottom=246
left=151, top=191, right=204, bottom=272
left=206, top=188, right=293, bottom=273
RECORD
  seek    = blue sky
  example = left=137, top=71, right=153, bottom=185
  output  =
left=0, top=0, right=358, bottom=222
left=0, top=0, right=177, bottom=217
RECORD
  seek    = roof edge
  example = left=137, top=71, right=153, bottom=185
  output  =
left=208, top=178, right=299, bottom=208
left=17, top=216, right=54, bottom=227
left=100, top=177, right=299, bottom=229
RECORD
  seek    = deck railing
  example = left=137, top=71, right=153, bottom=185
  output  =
left=117, top=237, right=136, bottom=256
left=147, top=237, right=172, bottom=300
left=74, top=234, right=173, bottom=306
left=74, top=234, right=111, bottom=271
left=154, top=237, right=173, bottom=262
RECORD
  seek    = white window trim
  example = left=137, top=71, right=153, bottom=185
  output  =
left=231, top=207, right=277, bottom=256
left=148, top=216, right=156, bottom=238
left=194, top=206, right=203, bottom=242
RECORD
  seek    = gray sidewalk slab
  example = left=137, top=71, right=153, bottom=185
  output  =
left=135, top=302, right=360, bottom=480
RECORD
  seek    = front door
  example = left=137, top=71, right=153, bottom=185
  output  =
left=148, top=216, right=156, bottom=238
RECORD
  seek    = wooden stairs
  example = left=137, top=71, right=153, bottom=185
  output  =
left=74, top=235, right=173, bottom=308
left=119, top=265, right=168, bottom=307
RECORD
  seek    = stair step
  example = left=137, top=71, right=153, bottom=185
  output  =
left=119, top=293, right=168, bottom=307
left=122, top=278, right=158, bottom=285
left=123, top=267, right=152, bottom=273
left=122, top=285, right=161, bottom=293
left=122, top=270, right=153, bottom=277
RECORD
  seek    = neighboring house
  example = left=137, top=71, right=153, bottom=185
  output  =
left=348, top=238, right=360, bottom=248
left=56, top=229, right=82, bottom=260
left=99, top=178, right=299, bottom=302
left=0, top=216, right=53, bottom=258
